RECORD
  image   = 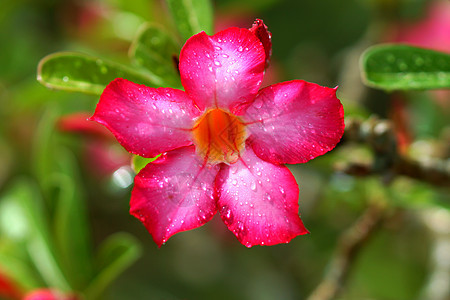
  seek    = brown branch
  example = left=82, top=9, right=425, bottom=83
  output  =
left=306, top=203, right=387, bottom=300
left=341, top=117, right=450, bottom=187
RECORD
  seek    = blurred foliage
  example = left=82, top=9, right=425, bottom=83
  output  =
left=0, top=0, right=449, bottom=299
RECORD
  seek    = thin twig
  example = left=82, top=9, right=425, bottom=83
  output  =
left=306, top=203, right=387, bottom=300
left=341, top=117, right=450, bottom=187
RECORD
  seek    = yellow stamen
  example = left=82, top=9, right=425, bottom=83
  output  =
left=192, top=109, right=246, bottom=164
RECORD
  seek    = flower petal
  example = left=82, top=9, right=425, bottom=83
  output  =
left=216, top=147, right=309, bottom=247
left=249, top=19, right=272, bottom=69
left=90, top=78, right=201, bottom=158
left=244, top=80, right=344, bottom=164
left=58, top=112, right=115, bottom=141
left=130, top=146, right=220, bottom=246
left=179, top=27, right=265, bottom=113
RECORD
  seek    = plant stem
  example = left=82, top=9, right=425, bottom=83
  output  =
left=306, top=203, right=387, bottom=300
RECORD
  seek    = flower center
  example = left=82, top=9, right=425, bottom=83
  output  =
left=192, top=109, right=247, bottom=164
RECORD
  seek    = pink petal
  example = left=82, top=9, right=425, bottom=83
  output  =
left=216, top=147, right=309, bottom=247
left=179, top=27, right=265, bottom=113
left=392, top=1, right=450, bottom=53
left=90, top=78, right=201, bottom=158
left=0, top=270, right=23, bottom=300
left=244, top=80, right=344, bottom=164
left=23, top=289, right=77, bottom=300
left=58, top=112, right=115, bottom=141
left=130, top=146, right=220, bottom=246
left=249, top=19, right=272, bottom=69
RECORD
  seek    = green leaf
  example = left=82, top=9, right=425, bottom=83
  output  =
left=37, top=52, right=162, bottom=95
left=2, top=179, right=71, bottom=291
left=52, top=149, right=93, bottom=290
left=361, top=44, right=450, bottom=91
left=0, top=251, right=42, bottom=291
left=165, top=0, right=213, bottom=41
left=32, top=106, right=59, bottom=201
left=131, top=154, right=161, bottom=174
left=83, top=233, right=141, bottom=300
left=129, top=23, right=181, bottom=87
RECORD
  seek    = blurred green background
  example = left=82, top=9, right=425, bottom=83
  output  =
left=0, top=0, right=448, bottom=299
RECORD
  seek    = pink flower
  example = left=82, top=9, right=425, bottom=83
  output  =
left=23, top=289, right=78, bottom=300
left=91, top=22, right=344, bottom=247
left=389, top=1, right=450, bottom=53
left=58, top=113, right=131, bottom=179
left=0, top=269, right=23, bottom=300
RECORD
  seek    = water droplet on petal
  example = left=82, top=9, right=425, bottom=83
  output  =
left=250, top=181, right=256, bottom=191
left=254, top=98, right=263, bottom=109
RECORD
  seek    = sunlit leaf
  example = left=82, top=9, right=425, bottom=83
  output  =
left=130, top=23, right=181, bottom=87
left=37, top=52, right=162, bottom=95
left=2, top=179, right=71, bottom=291
left=361, top=44, right=450, bottom=91
left=131, top=154, right=161, bottom=174
left=165, top=0, right=213, bottom=41
left=83, top=233, right=141, bottom=299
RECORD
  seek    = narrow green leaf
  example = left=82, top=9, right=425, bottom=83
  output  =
left=3, top=179, right=71, bottom=291
left=130, top=23, right=181, bottom=87
left=37, top=52, right=162, bottom=95
left=32, top=106, right=59, bottom=201
left=0, top=252, right=42, bottom=291
left=83, top=233, right=141, bottom=300
left=361, top=44, right=450, bottom=91
left=131, top=154, right=161, bottom=174
left=165, top=0, right=213, bottom=41
left=52, top=149, right=93, bottom=290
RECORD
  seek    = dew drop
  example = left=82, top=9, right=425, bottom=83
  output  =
left=254, top=98, right=263, bottom=109
left=386, top=54, right=395, bottom=63
left=62, top=76, right=69, bottom=82
left=238, top=222, right=245, bottom=231
left=250, top=181, right=256, bottom=191
left=214, top=60, right=221, bottom=67
left=414, top=55, right=425, bottom=66
left=398, top=61, right=408, bottom=71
